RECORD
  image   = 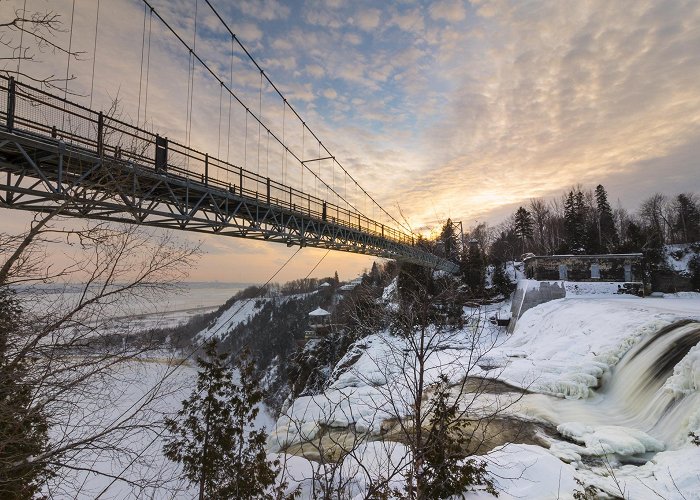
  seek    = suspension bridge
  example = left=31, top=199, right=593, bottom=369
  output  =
left=0, top=0, right=458, bottom=273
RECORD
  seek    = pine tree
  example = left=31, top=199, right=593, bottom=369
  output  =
left=439, top=219, right=461, bottom=263
left=513, top=207, right=534, bottom=254
left=163, top=341, right=283, bottom=500
left=0, top=287, right=50, bottom=499
left=689, top=256, right=700, bottom=292
left=492, top=263, right=515, bottom=298
left=564, top=190, right=586, bottom=253
left=460, top=240, right=486, bottom=297
left=595, top=185, right=618, bottom=252
left=417, top=375, right=496, bottom=498
left=673, top=193, right=700, bottom=243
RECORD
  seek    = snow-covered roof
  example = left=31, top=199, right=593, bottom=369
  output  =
left=318, top=282, right=331, bottom=288
left=308, top=307, right=330, bottom=317
left=339, top=284, right=356, bottom=291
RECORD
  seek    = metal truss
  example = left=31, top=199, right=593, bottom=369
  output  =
left=0, top=130, right=459, bottom=273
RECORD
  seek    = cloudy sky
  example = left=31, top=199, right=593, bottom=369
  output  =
left=2, top=0, right=700, bottom=282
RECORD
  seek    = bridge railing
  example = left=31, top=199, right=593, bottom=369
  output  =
left=0, top=76, right=416, bottom=247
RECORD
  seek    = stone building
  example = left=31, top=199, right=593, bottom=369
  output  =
left=524, top=253, right=644, bottom=282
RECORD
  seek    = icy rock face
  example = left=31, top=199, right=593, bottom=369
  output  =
left=525, top=320, right=700, bottom=457
left=558, top=422, right=665, bottom=455
left=663, top=342, right=700, bottom=397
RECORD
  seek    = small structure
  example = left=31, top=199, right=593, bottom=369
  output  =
left=318, top=282, right=331, bottom=290
left=524, top=254, right=643, bottom=283
left=339, top=283, right=357, bottom=293
left=305, top=307, right=331, bottom=341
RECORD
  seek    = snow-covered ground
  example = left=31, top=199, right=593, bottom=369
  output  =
left=47, top=356, right=274, bottom=499
left=271, top=285, right=700, bottom=499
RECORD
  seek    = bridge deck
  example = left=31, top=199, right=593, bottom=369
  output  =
left=0, top=76, right=458, bottom=273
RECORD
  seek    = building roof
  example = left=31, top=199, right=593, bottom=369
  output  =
left=525, top=253, right=643, bottom=261
left=309, top=307, right=330, bottom=317
left=318, top=282, right=331, bottom=288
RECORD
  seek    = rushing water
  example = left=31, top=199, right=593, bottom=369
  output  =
left=521, top=320, right=700, bottom=457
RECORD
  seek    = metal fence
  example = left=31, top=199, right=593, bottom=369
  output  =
left=0, top=75, right=415, bottom=247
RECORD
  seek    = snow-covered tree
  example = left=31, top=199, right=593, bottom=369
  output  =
left=163, top=341, right=285, bottom=500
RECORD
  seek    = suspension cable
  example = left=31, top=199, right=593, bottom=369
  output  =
left=61, top=0, right=76, bottom=129
left=63, top=0, right=76, bottom=99
left=257, top=70, right=262, bottom=177
left=16, top=0, right=28, bottom=76
left=282, top=100, right=286, bottom=184
left=188, top=0, right=198, bottom=149
left=139, top=0, right=405, bottom=234
left=226, top=35, right=233, bottom=164
left=137, top=3, right=147, bottom=127
left=217, top=83, right=222, bottom=158
left=143, top=8, right=153, bottom=125
left=93, top=246, right=303, bottom=499
left=200, top=0, right=412, bottom=234
left=89, top=0, right=101, bottom=109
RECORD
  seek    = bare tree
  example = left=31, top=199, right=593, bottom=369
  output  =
left=529, top=198, right=551, bottom=255
left=0, top=212, right=201, bottom=496
left=273, top=267, right=529, bottom=499
left=1, top=7, right=84, bottom=90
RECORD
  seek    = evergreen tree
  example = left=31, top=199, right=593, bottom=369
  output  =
left=595, top=184, right=618, bottom=252
left=564, top=190, right=586, bottom=253
left=673, top=193, right=700, bottom=243
left=163, top=341, right=284, bottom=500
left=460, top=240, right=486, bottom=297
left=491, top=263, right=515, bottom=298
left=439, top=219, right=461, bottom=263
left=689, top=256, right=700, bottom=292
left=417, top=375, right=496, bottom=499
left=0, top=287, right=50, bottom=499
left=513, top=207, right=534, bottom=254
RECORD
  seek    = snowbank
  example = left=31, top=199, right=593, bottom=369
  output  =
left=270, top=324, right=503, bottom=451
left=491, top=296, right=700, bottom=398
left=197, top=297, right=267, bottom=341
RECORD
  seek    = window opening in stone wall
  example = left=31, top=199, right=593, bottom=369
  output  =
left=558, top=264, right=568, bottom=280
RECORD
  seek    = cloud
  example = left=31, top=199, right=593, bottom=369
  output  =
left=306, top=64, right=325, bottom=78
left=343, top=32, right=363, bottom=46
left=393, top=0, right=700, bottom=222
left=429, top=0, right=467, bottom=22
left=355, top=8, right=381, bottom=31
left=389, top=9, right=425, bottom=33
left=235, top=0, right=291, bottom=21
left=231, top=22, right=263, bottom=42
left=6, top=0, right=700, bottom=282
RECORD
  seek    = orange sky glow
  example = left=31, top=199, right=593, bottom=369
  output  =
left=1, top=0, right=699, bottom=282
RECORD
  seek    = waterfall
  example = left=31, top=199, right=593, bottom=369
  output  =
left=522, top=320, right=700, bottom=455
